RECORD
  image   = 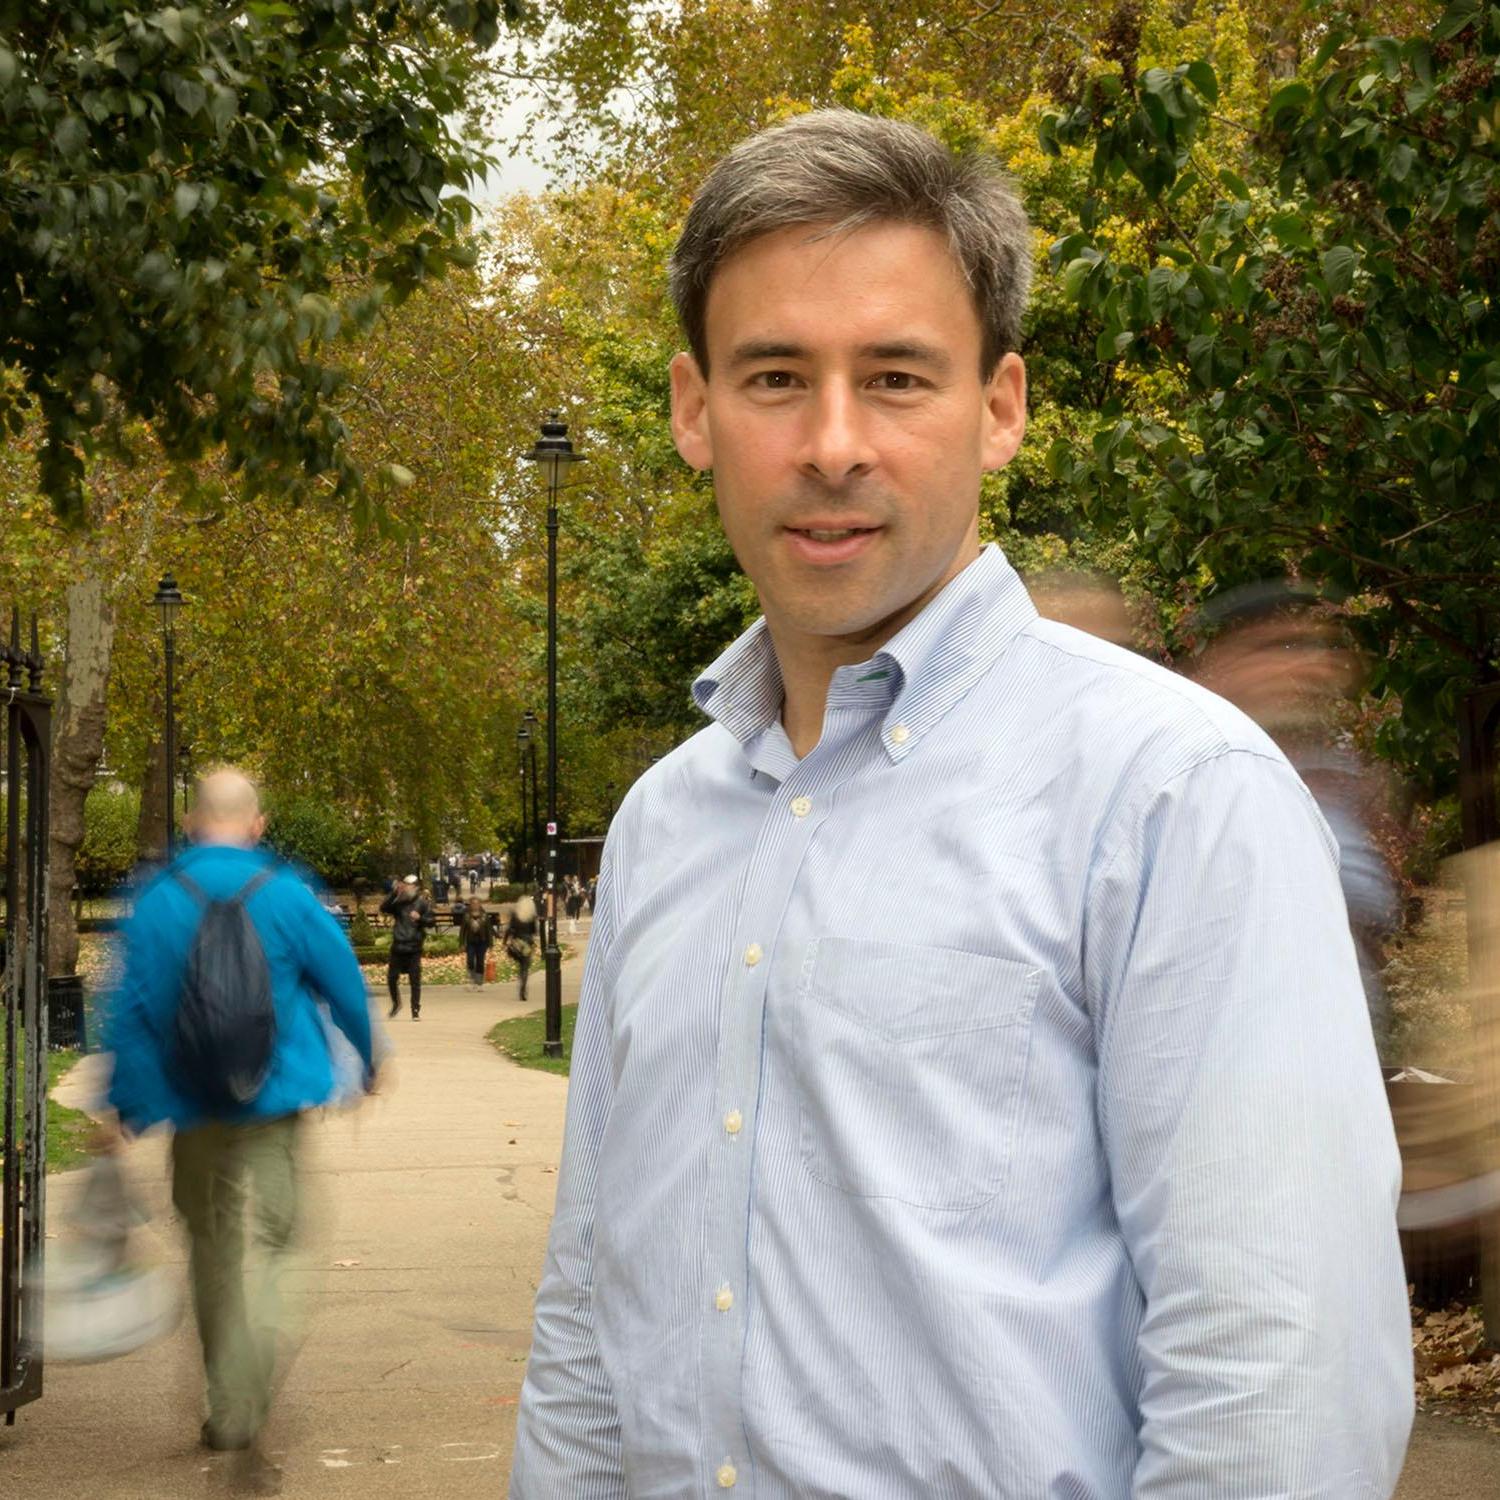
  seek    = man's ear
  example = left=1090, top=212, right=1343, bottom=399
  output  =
left=670, top=351, right=713, bottom=472
left=980, top=352, right=1027, bottom=473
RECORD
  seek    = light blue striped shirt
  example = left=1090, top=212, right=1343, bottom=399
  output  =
left=511, top=545, right=1413, bottom=1499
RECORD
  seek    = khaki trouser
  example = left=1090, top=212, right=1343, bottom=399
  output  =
left=171, top=1115, right=302, bottom=1444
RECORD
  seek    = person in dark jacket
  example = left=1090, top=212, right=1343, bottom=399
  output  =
left=102, top=768, right=378, bottom=1487
left=381, top=875, right=434, bottom=1020
left=461, top=897, right=497, bottom=989
left=503, top=895, right=540, bottom=1004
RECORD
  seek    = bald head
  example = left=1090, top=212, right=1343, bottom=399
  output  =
left=188, top=768, right=266, bottom=849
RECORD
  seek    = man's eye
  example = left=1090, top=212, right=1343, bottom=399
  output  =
left=873, top=371, right=919, bottom=391
left=753, top=371, right=796, bottom=389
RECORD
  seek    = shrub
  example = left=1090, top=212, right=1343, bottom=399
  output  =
left=76, top=786, right=140, bottom=897
left=263, top=797, right=377, bottom=889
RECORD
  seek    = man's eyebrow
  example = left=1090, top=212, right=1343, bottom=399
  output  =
left=727, top=339, right=808, bottom=367
left=725, top=339, right=954, bottom=372
left=858, top=340, right=953, bottom=373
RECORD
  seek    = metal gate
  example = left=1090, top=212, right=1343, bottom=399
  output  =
left=2, top=609, right=50, bottom=1423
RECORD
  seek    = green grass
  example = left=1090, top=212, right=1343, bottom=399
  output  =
left=0, top=1042, right=94, bottom=1175
left=487, top=1004, right=577, bottom=1076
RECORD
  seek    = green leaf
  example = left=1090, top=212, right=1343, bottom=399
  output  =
left=386, top=463, right=416, bottom=489
left=173, top=181, right=203, bottom=218
left=1268, top=210, right=1314, bottom=251
left=53, top=114, right=89, bottom=156
left=1268, top=81, right=1312, bottom=120
left=1218, top=168, right=1249, bottom=200
left=1320, top=245, right=1358, bottom=296
left=154, top=8, right=191, bottom=48
left=1432, top=0, right=1482, bottom=42
left=1184, top=60, right=1218, bottom=105
left=0, top=43, right=17, bottom=89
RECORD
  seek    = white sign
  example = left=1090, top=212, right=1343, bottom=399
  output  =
left=546, top=821, right=558, bottom=836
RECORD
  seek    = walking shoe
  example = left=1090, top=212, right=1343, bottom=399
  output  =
left=388, top=1001, right=401, bottom=1019
left=412, top=1013, right=421, bottom=1021
left=201, top=1420, right=251, bottom=1453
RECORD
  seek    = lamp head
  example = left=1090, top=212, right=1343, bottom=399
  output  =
left=522, top=411, right=583, bottom=490
left=152, top=572, right=186, bottom=632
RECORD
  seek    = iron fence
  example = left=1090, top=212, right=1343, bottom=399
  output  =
left=2, top=609, right=50, bottom=1423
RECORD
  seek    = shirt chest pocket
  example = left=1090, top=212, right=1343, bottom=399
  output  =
left=792, top=937, right=1040, bottom=1212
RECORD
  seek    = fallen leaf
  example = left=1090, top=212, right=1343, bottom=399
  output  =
left=332, top=1259, right=361, bottom=1269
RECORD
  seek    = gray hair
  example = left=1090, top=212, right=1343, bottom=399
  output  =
left=670, top=109, right=1032, bottom=377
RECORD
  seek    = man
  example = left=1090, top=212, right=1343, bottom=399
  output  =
left=104, top=768, right=376, bottom=1488
left=381, top=873, right=434, bottom=1019
left=511, top=110, right=1412, bottom=1497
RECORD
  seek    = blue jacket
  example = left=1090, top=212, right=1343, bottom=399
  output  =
left=104, top=843, right=375, bottom=1134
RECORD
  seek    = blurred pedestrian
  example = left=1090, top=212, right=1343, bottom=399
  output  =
left=461, top=897, right=496, bottom=990
left=1190, top=582, right=1401, bottom=1051
left=381, top=875, right=434, bottom=1020
left=565, top=879, right=585, bottom=934
left=102, top=768, right=378, bottom=1492
left=503, top=895, right=539, bottom=1004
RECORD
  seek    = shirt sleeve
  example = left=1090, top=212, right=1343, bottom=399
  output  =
left=288, top=882, right=375, bottom=1081
left=1086, top=748, right=1413, bottom=1498
left=509, top=849, right=625, bottom=1498
left=101, top=894, right=178, bottom=1135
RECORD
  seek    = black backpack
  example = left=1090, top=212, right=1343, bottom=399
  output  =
left=169, top=866, right=279, bottom=1109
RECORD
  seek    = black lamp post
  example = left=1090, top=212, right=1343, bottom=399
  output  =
left=605, top=781, right=617, bottom=826
left=522, top=413, right=583, bottom=1058
left=522, top=708, right=540, bottom=887
left=152, top=572, right=186, bottom=860
left=516, top=718, right=531, bottom=885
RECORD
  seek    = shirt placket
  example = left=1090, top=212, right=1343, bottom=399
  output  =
left=697, top=694, right=885, bottom=1496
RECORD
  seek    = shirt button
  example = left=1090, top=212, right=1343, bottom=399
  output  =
left=717, top=1462, right=738, bottom=1489
left=790, top=795, right=812, bottom=818
left=889, top=722, right=910, bottom=744
left=715, top=1285, right=734, bottom=1312
left=723, top=1109, right=743, bottom=1135
left=743, top=943, right=762, bottom=967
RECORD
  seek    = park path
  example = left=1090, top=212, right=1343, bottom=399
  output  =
left=0, top=938, right=585, bottom=1499
left=3, top=916, right=1498, bottom=1497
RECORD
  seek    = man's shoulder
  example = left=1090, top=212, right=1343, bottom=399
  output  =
left=1008, top=617, right=1282, bottom=769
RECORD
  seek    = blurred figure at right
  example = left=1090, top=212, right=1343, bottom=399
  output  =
left=1190, top=581, right=1402, bottom=1056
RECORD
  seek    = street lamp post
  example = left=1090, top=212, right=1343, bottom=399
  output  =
left=516, top=719, right=531, bottom=885
left=151, top=573, right=186, bottom=861
left=605, top=781, right=617, bottom=826
left=523, top=709, right=540, bottom=887
left=522, top=414, right=583, bottom=1059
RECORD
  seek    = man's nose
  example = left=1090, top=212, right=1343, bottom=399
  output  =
left=797, top=384, right=877, bottom=485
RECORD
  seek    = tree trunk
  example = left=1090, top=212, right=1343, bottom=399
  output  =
left=47, top=565, right=117, bottom=978
left=135, top=729, right=170, bottom=864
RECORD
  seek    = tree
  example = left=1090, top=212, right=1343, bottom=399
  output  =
left=0, top=0, right=515, bottom=972
left=0, top=0, right=509, bottom=514
left=1041, top=2, right=1500, bottom=792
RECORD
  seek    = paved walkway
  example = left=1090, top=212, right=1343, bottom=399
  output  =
left=4, top=923, right=1498, bottom=1496
left=2, top=947, right=583, bottom=1499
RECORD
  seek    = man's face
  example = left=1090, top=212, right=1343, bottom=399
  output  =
left=671, top=220, right=1026, bottom=653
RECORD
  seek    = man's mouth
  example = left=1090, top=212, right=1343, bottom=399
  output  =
left=788, top=526, right=879, bottom=541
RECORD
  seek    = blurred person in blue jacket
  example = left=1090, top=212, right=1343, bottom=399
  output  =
left=102, top=767, right=379, bottom=1488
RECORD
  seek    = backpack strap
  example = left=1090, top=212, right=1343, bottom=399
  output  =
left=231, top=867, right=279, bottom=908
left=172, top=870, right=209, bottom=908
left=172, top=865, right=278, bottom=909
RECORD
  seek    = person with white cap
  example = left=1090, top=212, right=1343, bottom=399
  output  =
left=380, top=874, right=434, bottom=1019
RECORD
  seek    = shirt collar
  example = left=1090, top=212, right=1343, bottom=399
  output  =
left=693, top=544, right=1038, bottom=763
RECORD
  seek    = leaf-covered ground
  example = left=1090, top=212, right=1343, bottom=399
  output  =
left=1413, top=1305, right=1500, bottom=1432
